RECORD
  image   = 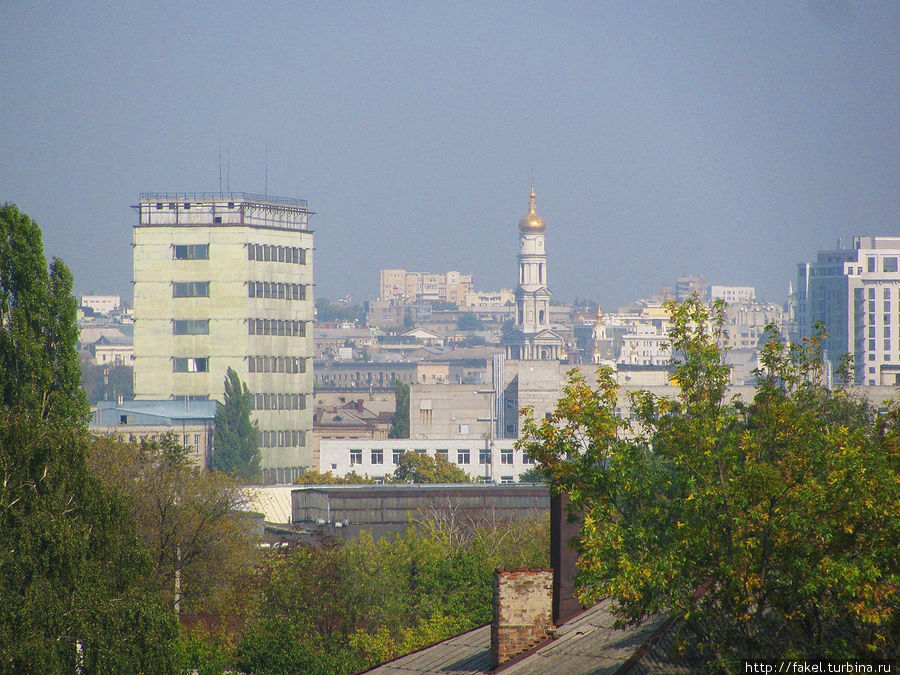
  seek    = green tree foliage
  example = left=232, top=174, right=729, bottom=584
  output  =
left=520, top=297, right=900, bottom=668
left=389, top=380, right=410, bottom=438
left=517, top=466, right=549, bottom=483
left=294, top=470, right=376, bottom=485
left=87, top=433, right=260, bottom=617
left=315, top=298, right=364, bottom=324
left=456, top=312, right=484, bottom=331
left=0, top=203, right=88, bottom=422
left=388, top=451, right=471, bottom=483
left=213, top=367, right=260, bottom=480
left=79, top=359, right=133, bottom=404
left=235, top=513, right=549, bottom=673
left=0, top=204, right=178, bottom=672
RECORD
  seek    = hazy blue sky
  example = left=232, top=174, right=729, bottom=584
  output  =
left=2, top=1, right=899, bottom=309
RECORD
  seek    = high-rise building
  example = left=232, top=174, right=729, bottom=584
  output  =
left=796, top=236, right=900, bottom=386
left=378, top=268, right=473, bottom=304
left=675, top=274, right=708, bottom=302
left=503, top=184, right=565, bottom=360
left=132, top=192, right=315, bottom=483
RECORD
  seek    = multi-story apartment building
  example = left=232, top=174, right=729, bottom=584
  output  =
left=796, top=236, right=900, bottom=386
left=132, top=192, right=315, bottom=483
left=379, top=268, right=473, bottom=305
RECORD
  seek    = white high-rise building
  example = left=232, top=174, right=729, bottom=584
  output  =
left=796, top=236, right=900, bottom=386
left=503, top=184, right=565, bottom=360
left=132, top=192, right=315, bottom=483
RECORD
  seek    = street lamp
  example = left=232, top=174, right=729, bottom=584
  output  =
left=474, top=389, right=495, bottom=482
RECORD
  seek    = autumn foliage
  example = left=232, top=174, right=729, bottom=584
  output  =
left=520, top=297, right=900, bottom=668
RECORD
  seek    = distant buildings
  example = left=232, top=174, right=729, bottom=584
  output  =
left=796, top=236, right=900, bottom=385
left=675, top=274, right=708, bottom=302
left=132, top=192, right=315, bottom=483
left=379, top=268, right=472, bottom=305
left=81, top=294, right=121, bottom=316
left=710, top=285, right=755, bottom=304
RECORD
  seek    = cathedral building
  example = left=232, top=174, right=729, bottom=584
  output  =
left=502, top=185, right=566, bottom=361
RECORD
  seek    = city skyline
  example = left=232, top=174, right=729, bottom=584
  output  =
left=3, top=2, right=899, bottom=309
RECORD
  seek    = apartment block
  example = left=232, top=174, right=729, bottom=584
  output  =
left=379, top=268, right=473, bottom=305
left=132, top=192, right=315, bottom=483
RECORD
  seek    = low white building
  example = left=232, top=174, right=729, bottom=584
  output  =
left=709, top=286, right=756, bottom=304
left=81, top=294, right=122, bottom=316
left=318, top=438, right=537, bottom=484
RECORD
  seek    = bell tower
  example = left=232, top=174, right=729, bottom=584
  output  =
left=503, top=184, right=565, bottom=361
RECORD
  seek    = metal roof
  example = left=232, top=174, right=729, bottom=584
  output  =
left=366, top=600, right=676, bottom=675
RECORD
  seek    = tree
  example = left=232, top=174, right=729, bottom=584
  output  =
left=456, top=312, right=483, bottom=331
left=213, top=367, right=260, bottom=480
left=0, top=203, right=88, bottom=422
left=517, top=466, right=549, bottom=483
left=388, top=380, right=410, bottom=438
left=388, top=451, right=471, bottom=484
left=294, top=470, right=376, bottom=485
left=87, top=433, right=260, bottom=617
left=520, top=297, right=900, bottom=668
left=79, top=358, right=133, bottom=404
left=0, top=204, right=178, bottom=672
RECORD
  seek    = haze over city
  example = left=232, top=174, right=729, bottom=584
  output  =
left=2, top=1, right=899, bottom=308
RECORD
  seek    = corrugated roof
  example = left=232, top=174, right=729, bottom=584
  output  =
left=365, top=625, right=491, bottom=674
left=365, top=600, right=673, bottom=675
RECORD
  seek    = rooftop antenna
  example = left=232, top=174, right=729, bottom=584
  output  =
left=218, top=140, right=222, bottom=192
left=265, top=142, right=268, bottom=196
left=227, top=143, right=231, bottom=192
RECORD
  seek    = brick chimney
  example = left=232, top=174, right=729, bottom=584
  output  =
left=490, top=568, right=553, bottom=668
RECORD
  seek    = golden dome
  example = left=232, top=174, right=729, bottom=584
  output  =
left=518, top=183, right=546, bottom=233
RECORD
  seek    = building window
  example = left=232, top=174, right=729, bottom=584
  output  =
left=501, top=449, right=513, bottom=464
left=458, top=424, right=469, bottom=434
left=173, top=357, right=208, bottom=372
left=884, top=257, right=898, bottom=273
left=371, top=449, right=383, bottom=465
left=457, top=449, right=470, bottom=464
left=500, top=476, right=514, bottom=484
left=173, top=281, right=209, bottom=297
left=349, top=449, right=362, bottom=466
left=523, top=452, right=535, bottom=465
left=173, top=244, right=208, bottom=260
left=479, top=450, right=491, bottom=465
left=436, top=449, right=449, bottom=462
left=506, top=424, right=516, bottom=435
left=868, top=257, right=876, bottom=273
left=506, top=399, right=516, bottom=409
left=173, top=319, right=209, bottom=335
left=392, top=449, right=403, bottom=464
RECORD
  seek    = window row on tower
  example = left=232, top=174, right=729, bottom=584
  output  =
left=247, top=243, right=308, bottom=265
left=248, top=318, right=308, bottom=337
left=259, top=429, right=306, bottom=448
left=248, top=281, right=308, bottom=301
left=252, top=393, right=306, bottom=411
left=247, top=355, right=308, bottom=374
